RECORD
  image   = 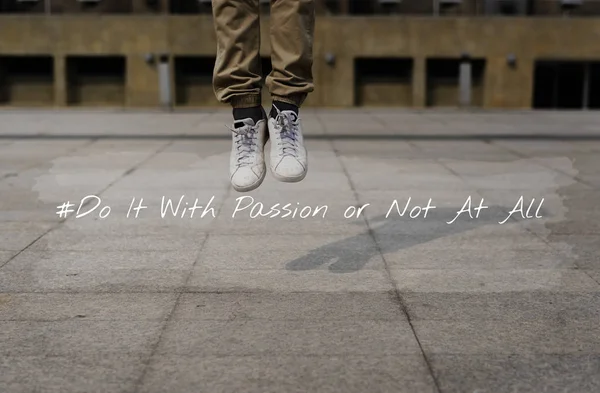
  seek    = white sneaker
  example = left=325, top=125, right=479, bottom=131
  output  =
left=267, top=106, right=308, bottom=182
left=229, top=117, right=267, bottom=192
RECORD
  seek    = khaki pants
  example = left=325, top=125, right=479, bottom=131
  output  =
left=211, top=0, right=315, bottom=108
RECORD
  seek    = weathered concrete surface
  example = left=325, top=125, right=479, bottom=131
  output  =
left=0, top=109, right=599, bottom=393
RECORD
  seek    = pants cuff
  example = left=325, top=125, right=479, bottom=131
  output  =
left=230, top=94, right=262, bottom=109
left=271, top=94, right=307, bottom=108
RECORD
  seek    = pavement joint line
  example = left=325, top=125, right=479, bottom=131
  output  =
left=0, top=138, right=101, bottom=269
left=480, top=140, right=600, bottom=287
left=314, top=109, right=328, bottom=136
left=524, top=232, right=600, bottom=288
left=489, top=140, right=597, bottom=190
left=417, top=170, right=586, bottom=274
left=0, top=138, right=97, bottom=184
left=0, top=140, right=175, bottom=272
left=408, top=140, right=488, bottom=208
left=426, top=141, right=549, bottom=222
left=131, top=183, right=233, bottom=393
left=329, top=138, right=444, bottom=393
left=517, top=219, right=600, bottom=289
left=365, top=111, right=388, bottom=129
left=581, top=270, right=600, bottom=287
left=0, top=225, right=61, bottom=270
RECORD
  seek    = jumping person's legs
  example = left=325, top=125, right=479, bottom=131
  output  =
left=212, top=0, right=263, bottom=112
left=212, top=0, right=268, bottom=192
left=266, top=0, right=315, bottom=182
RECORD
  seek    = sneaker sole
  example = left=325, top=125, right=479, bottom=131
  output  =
left=270, top=168, right=307, bottom=183
left=231, top=168, right=266, bottom=192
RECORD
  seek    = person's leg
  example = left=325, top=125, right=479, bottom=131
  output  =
left=267, top=0, right=315, bottom=115
left=212, top=0, right=268, bottom=192
left=266, top=0, right=315, bottom=182
left=212, top=0, right=263, bottom=119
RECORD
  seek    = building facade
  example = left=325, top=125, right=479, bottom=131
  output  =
left=0, top=0, right=598, bottom=109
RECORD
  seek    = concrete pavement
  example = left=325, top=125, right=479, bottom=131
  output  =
left=1, top=109, right=600, bottom=393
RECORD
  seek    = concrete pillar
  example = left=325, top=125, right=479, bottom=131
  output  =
left=484, top=56, right=534, bottom=109
left=54, top=55, right=67, bottom=107
left=412, top=57, right=427, bottom=108
left=320, top=55, right=353, bottom=107
left=126, top=54, right=160, bottom=107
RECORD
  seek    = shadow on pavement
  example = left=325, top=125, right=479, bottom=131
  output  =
left=286, top=206, right=544, bottom=273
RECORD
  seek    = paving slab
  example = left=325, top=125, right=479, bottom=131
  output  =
left=569, top=141, right=600, bottom=152
left=59, top=217, right=218, bottom=236
left=28, top=230, right=207, bottom=251
left=186, top=268, right=393, bottom=293
left=196, top=234, right=384, bottom=272
left=0, top=354, right=145, bottom=393
left=155, top=319, right=420, bottom=356
left=0, top=250, right=197, bottom=293
left=0, top=251, right=16, bottom=266
left=577, top=174, right=600, bottom=187
left=585, top=270, right=600, bottom=284
left=391, top=269, right=600, bottom=293
left=139, top=355, right=436, bottom=393
left=172, top=292, right=402, bottom=321
left=0, top=320, right=164, bottom=356
left=429, top=354, right=600, bottom=393
left=547, top=235, right=600, bottom=270
left=111, top=169, right=232, bottom=190
left=332, top=140, right=419, bottom=156
left=401, top=292, right=600, bottom=321
left=4, top=249, right=200, bottom=272
left=413, top=319, right=600, bottom=355
left=0, top=222, right=55, bottom=251
left=0, top=208, right=72, bottom=223
left=348, top=171, right=468, bottom=191
left=383, top=247, right=576, bottom=269
left=0, top=267, right=190, bottom=293
left=0, top=293, right=177, bottom=321
left=374, top=228, right=552, bottom=251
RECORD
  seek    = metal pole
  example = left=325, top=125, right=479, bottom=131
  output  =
left=459, top=60, right=472, bottom=107
left=45, top=0, right=51, bottom=14
left=158, top=55, right=172, bottom=111
left=433, top=0, right=439, bottom=16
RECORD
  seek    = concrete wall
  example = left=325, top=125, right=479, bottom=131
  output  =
left=3, top=0, right=600, bottom=15
left=0, top=15, right=599, bottom=108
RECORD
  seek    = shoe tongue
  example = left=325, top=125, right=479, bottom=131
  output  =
left=234, top=118, right=255, bottom=129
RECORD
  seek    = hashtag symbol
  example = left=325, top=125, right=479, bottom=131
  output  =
left=56, top=201, right=75, bottom=218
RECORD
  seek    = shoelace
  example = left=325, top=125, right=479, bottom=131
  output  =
left=226, top=123, right=258, bottom=167
left=273, top=105, right=300, bottom=157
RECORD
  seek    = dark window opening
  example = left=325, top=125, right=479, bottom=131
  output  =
left=0, top=56, right=54, bottom=105
left=354, top=57, right=413, bottom=106
left=66, top=56, right=126, bottom=106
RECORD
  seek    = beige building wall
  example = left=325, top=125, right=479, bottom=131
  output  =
left=0, top=15, right=598, bottom=108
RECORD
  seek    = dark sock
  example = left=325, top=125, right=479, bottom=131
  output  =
left=270, top=101, right=298, bottom=118
left=233, top=106, right=263, bottom=125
